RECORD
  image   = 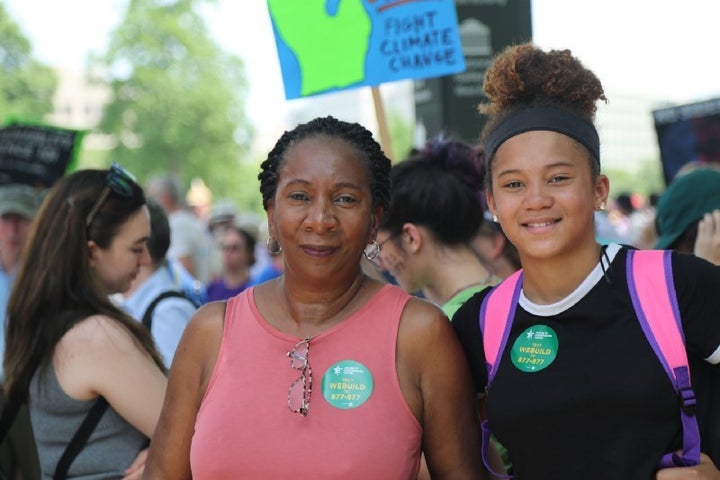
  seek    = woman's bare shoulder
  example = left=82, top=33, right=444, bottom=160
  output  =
left=60, top=314, right=136, bottom=353
left=56, top=314, right=164, bottom=401
left=171, top=301, right=227, bottom=376
left=400, top=296, right=449, bottom=332
left=184, top=301, right=226, bottom=338
left=396, top=297, right=458, bottom=369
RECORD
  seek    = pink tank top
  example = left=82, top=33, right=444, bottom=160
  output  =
left=190, top=284, right=422, bottom=479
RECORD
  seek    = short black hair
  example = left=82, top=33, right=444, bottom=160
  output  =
left=381, top=138, right=485, bottom=245
left=146, top=199, right=170, bottom=265
left=258, top=116, right=391, bottom=212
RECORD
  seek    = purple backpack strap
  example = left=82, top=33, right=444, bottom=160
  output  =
left=627, top=249, right=700, bottom=468
left=477, top=269, right=523, bottom=478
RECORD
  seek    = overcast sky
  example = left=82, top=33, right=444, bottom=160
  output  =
left=5, top=0, right=720, bottom=131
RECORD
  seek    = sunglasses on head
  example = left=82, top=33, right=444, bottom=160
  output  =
left=85, top=162, right=137, bottom=228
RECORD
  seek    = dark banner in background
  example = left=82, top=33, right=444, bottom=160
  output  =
left=653, top=98, right=720, bottom=185
left=413, top=0, right=532, bottom=147
left=0, top=122, right=84, bottom=188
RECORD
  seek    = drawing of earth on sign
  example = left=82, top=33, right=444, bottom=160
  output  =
left=267, top=0, right=466, bottom=99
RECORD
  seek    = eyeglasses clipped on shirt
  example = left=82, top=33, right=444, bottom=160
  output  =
left=287, top=338, right=312, bottom=416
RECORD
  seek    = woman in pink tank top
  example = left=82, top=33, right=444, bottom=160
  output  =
left=145, top=116, right=487, bottom=479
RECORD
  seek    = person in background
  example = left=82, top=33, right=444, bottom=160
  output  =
left=452, top=42, right=720, bottom=479
left=629, top=191, right=661, bottom=250
left=377, top=138, right=499, bottom=319
left=146, top=175, right=211, bottom=284
left=122, top=200, right=198, bottom=369
left=653, top=166, right=720, bottom=467
left=654, top=167, right=720, bottom=265
left=204, top=225, right=256, bottom=302
left=0, top=184, right=43, bottom=480
left=376, top=137, right=506, bottom=479
left=207, top=200, right=238, bottom=238
left=0, top=185, right=43, bottom=362
left=185, top=177, right=213, bottom=224
left=3, top=165, right=167, bottom=479
left=469, top=146, right=522, bottom=281
left=205, top=200, right=238, bottom=280
left=607, top=191, right=649, bottom=247
left=472, top=211, right=521, bottom=280
left=144, top=116, right=485, bottom=479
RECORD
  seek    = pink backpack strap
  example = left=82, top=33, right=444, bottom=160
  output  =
left=480, top=269, right=523, bottom=384
left=478, top=269, right=523, bottom=479
left=627, top=249, right=700, bottom=467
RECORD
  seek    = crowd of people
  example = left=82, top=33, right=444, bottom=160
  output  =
left=1, top=41, right=720, bottom=479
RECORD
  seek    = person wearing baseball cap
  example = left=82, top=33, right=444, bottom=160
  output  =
left=0, top=183, right=43, bottom=480
left=0, top=184, right=44, bottom=304
left=654, top=167, right=720, bottom=265
left=0, top=183, right=44, bottom=325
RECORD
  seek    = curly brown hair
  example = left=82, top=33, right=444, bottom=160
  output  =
left=479, top=43, right=606, bottom=119
left=478, top=43, right=607, bottom=188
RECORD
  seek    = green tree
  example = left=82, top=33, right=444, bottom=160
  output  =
left=93, top=0, right=253, bottom=202
left=388, top=111, right=415, bottom=162
left=0, top=2, right=57, bottom=121
left=605, top=158, right=665, bottom=199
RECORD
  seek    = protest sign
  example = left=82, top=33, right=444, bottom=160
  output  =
left=268, top=0, right=466, bottom=99
left=0, top=121, right=84, bottom=188
left=653, top=98, right=720, bottom=184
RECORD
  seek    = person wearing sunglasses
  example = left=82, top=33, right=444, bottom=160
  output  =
left=144, top=116, right=486, bottom=479
left=3, top=165, right=167, bottom=479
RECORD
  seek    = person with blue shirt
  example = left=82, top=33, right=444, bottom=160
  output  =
left=122, top=200, right=198, bottom=369
left=204, top=225, right=256, bottom=302
left=0, top=183, right=43, bottom=480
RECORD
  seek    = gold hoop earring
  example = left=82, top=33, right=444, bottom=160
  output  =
left=363, top=240, right=380, bottom=261
left=265, top=236, right=282, bottom=255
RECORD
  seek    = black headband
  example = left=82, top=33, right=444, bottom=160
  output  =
left=485, top=107, right=600, bottom=163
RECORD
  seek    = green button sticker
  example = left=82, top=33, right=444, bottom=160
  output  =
left=322, top=360, right=373, bottom=409
left=510, top=324, right=558, bottom=372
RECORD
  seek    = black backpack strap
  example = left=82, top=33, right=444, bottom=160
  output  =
left=53, top=396, right=109, bottom=480
left=142, top=290, right=195, bottom=330
left=0, top=398, right=21, bottom=445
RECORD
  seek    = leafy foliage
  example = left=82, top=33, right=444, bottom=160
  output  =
left=0, top=2, right=57, bottom=122
left=604, top=158, right=665, bottom=199
left=93, top=0, right=254, bottom=204
left=388, top=110, right=415, bottom=162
